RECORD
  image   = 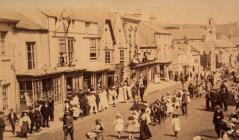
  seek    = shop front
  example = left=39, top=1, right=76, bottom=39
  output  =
left=83, top=68, right=115, bottom=90
left=16, top=69, right=85, bottom=111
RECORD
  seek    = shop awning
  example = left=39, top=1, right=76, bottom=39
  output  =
left=86, top=65, right=115, bottom=72
left=16, top=67, right=86, bottom=79
left=131, top=60, right=172, bottom=68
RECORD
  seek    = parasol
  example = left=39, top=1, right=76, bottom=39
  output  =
left=129, top=102, right=148, bottom=111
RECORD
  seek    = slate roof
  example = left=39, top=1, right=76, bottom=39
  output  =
left=0, top=8, right=47, bottom=31
left=139, top=21, right=171, bottom=48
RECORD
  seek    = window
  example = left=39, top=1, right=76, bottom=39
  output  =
left=120, top=50, right=124, bottom=62
left=0, top=32, right=6, bottom=55
left=2, top=84, right=9, bottom=110
left=90, top=39, right=97, bottom=60
left=26, top=42, right=36, bottom=69
left=85, top=22, right=90, bottom=33
left=68, top=39, right=74, bottom=65
left=105, top=50, right=111, bottom=63
left=58, top=38, right=74, bottom=66
left=19, top=81, right=33, bottom=105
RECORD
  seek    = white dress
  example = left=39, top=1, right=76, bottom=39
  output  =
left=172, top=118, right=181, bottom=132
left=100, top=90, right=109, bottom=108
left=117, top=87, right=125, bottom=103
left=114, top=118, right=125, bottom=132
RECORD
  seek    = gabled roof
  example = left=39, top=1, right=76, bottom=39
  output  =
left=0, top=8, right=47, bottom=31
left=69, top=8, right=111, bottom=37
left=139, top=21, right=171, bottom=48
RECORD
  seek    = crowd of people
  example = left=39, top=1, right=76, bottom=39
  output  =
left=63, top=77, right=148, bottom=120
left=1, top=68, right=238, bottom=140
left=5, top=97, right=54, bottom=138
left=84, top=76, right=207, bottom=140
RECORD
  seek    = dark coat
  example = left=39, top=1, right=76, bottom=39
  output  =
left=0, top=117, right=5, bottom=131
left=213, top=110, right=224, bottom=126
left=29, top=111, right=35, bottom=123
left=220, top=89, right=229, bottom=101
left=34, top=110, right=42, bottom=122
left=48, top=99, right=54, bottom=111
left=7, top=112, right=18, bottom=123
left=63, top=115, right=74, bottom=134
left=41, top=105, right=51, bottom=118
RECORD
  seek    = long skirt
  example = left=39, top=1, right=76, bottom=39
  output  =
left=140, top=120, right=152, bottom=140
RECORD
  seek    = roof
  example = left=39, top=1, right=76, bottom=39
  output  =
left=139, top=21, right=171, bottom=48
left=122, top=14, right=141, bottom=23
left=139, top=22, right=156, bottom=48
left=69, top=8, right=111, bottom=37
left=214, top=39, right=235, bottom=48
left=168, top=28, right=206, bottom=40
left=0, top=8, right=47, bottom=31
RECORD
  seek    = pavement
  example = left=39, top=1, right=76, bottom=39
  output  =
left=4, top=80, right=178, bottom=140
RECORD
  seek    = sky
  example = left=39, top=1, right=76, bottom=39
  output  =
left=0, top=0, right=238, bottom=24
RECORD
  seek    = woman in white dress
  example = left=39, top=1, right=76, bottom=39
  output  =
left=113, top=113, right=125, bottom=139
left=100, top=89, right=109, bottom=109
left=117, top=86, right=126, bottom=103
left=172, top=113, right=181, bottom=138
left=88, top=92, right=98, bottom=114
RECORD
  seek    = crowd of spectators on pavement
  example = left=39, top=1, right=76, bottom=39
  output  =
left=5, top=97, right=55, bottom=138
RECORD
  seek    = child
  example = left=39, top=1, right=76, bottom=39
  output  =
left=113, top=113, right=125, bottom=139
left=127, top=115, right=138, bottom=139
left=171, top=113, right=181, bottom=138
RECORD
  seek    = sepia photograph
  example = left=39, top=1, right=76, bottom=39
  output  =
left=0, top=0, right=239, bottom=140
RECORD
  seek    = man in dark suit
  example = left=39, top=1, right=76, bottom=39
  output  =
left=0, top=111, right=5, bottom=140
left=34, top=106, right=42, bottom=132
left=7, top=109, right=18, bottom=135
left=220, top=87, right=229, bottom=111
left=213, top=106, right=224, bottom=138
left=181, top=90, right=189, bottom=116
left=139, top=84, right=145, bottom=102
left=48, top=97, right=54, bottom=121
left=41, top=102, right=50, bottom=127
left=29, top=107, right=35, bottom=133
